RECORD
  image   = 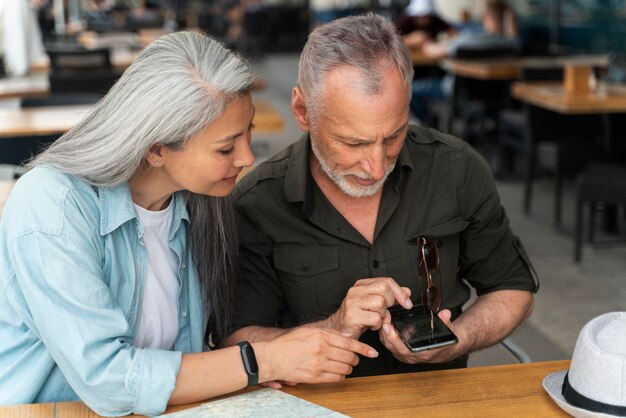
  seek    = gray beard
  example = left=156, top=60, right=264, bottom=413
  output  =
left=310, top=137, right=394, bottom=198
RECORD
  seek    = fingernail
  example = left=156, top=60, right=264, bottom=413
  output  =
left=382, top=324, right=389, bottom=334
left=406, top=299, right=413, bottom=308
left=368, top=349, right=379, bottom=358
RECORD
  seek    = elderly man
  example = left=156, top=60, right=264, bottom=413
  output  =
left=226, top=13, right=537, bottom=378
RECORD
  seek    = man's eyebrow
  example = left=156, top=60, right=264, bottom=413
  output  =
left=215, top=106, right=256, bottom=144
left=384, top=122, right=408, bottom=140
left=336, top=122, right=408, bottom=143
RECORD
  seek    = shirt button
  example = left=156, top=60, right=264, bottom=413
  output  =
left=181, top=263, right=187, bottom=269
left=181, top=310, right=188, bottom=318
left=372, top=260, right=379, bottom=268
left=301, top=263, right=310, bottom=272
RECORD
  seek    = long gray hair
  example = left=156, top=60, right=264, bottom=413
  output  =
left=32, top=31, right=254, bottom=343
left=298, top=13, right=414, bottom=124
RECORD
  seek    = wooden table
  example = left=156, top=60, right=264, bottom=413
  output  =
left=410, top=50, right=439, bottom=67
left=0, top=73, right=48, bottom=100
left=0, top=73, right=266, bottom=101
left=0, top=360, right=570, bottom=417
left=512, top=81, right=626, bottom=114
left=0, top=99, right=283, bottom=138
left=441, top=54, right=609, bottom=81
left=0, top=104, right=90, bottom=137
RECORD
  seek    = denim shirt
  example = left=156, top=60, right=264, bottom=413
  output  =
left=0, top=167, right=207, bottom=416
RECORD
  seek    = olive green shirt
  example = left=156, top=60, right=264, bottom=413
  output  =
left=233, top=125, right=538, bottom=377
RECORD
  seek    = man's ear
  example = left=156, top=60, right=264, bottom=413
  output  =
left=145, top=143, right=165, bottom=168
left=291, top=86, right=311, bottom=132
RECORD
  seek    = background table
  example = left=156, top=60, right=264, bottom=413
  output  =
left=0, top=99, right=284, bottom=139
left=442, top=54, right=608, bottom=81
left=512, top=81, right=626, bottom=114
left=0, top=360, right=570, bottom=417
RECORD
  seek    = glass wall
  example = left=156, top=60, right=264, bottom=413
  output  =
left=511, top=0, right=626, bottom=55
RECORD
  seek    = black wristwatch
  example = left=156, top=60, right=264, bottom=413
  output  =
left=236, top=341, right=259, bottom=386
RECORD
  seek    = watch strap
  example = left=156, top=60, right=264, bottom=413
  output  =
left=236, top=341, right=259, bottom=386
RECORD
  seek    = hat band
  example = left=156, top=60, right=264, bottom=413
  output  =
left=563, top=373, right=626, bottom=415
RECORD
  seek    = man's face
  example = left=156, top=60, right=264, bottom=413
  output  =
left=309, top=63, right=410, bottom=198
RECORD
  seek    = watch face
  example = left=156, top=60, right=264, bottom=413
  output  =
left=242, top=343, right=259, bottom=374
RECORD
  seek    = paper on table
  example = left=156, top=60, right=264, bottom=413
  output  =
left=158, top=387, right=348, bottom=418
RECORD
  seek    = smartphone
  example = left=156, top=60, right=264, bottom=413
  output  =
left=389, top=304, right=458, bottom=353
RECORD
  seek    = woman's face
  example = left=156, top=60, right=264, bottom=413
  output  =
left=159, top=95, right=255, bottom=197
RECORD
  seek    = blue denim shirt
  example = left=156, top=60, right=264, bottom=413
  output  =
left=0, top=167, right=207, bottom=416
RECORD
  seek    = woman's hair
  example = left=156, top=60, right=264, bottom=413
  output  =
left=297, top=13, right=414, bottom=125
left=31, top=31, right=255, bottom=343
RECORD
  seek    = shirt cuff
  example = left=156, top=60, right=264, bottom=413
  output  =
left=126, top=348, right=182, bottom=416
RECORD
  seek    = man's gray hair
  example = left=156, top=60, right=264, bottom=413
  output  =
left=298, top=13, right=414, bottom=123
left=32, top=31, right=254, bottom=343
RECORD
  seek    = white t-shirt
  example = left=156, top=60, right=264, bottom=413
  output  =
left=133, top=199, right=180, bottom=350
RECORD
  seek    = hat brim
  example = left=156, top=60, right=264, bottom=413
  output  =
left=542, top=371, right=619, bottom=418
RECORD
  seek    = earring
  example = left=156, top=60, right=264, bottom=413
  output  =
left=154, top=160, right=161, bottom=166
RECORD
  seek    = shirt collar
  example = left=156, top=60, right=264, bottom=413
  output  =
left=283, top=133, right=311, bottom=203
left=98, top=183, right=189, bottom=236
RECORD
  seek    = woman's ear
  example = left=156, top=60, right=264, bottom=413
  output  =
left=145, top=143, right=165, bottom=168
left=291, top=86, right=311, bottom=132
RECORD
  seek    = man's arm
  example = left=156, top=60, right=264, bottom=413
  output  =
left=223, top=326, right=290, bottom=346
left=378, top=289, right=534, bottom=364
left=224, top=277, right=414, bottom=349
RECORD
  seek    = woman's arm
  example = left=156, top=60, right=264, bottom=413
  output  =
left=170, top=327, right=379, bottom=405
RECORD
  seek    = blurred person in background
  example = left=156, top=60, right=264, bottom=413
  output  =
left=0, top=0, right=47, bottom=76
left=409, top=0, right=519, bottom=124
left=395, top=0, right=456, bottom=52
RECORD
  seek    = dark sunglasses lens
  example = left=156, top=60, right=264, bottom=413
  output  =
left=422, top=240, right=439, bottom=272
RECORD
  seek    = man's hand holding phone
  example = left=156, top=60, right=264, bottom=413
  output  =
left=379, top=305, right=462, bottom=364
left=324, top=277, right=413, bottom=339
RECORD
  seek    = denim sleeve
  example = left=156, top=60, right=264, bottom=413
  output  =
left=9, top=202, right=182, bottom=415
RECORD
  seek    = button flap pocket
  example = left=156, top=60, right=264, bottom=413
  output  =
left=273, top=245, right=339, bottom=277
left=411, top=218, right=469, bottom=239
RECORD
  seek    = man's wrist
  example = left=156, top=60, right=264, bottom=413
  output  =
left=252, top=341, right=275, bottom=383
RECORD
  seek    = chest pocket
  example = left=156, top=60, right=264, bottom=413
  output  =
left=273, top=245, right=340, bottom=324
left=406, top=218, right=469, bottom=306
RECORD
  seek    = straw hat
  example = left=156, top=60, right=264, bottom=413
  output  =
left=542, top=312, right=626, bottom=417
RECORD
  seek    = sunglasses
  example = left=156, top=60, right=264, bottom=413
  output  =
left=417, top=237, right=441, bottom=313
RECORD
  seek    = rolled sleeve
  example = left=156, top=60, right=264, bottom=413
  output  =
left=456, top=145, right=539, bottom=295
left=127, top=349, right=181, bottom=416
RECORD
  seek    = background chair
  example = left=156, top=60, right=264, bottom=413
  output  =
left=46, top=45, right=120, bottom=95
left=575, top=162, right=626, bottom=262
left=433, top=46, right=518, bottom=152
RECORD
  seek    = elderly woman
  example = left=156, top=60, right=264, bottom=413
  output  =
left=0, top=32, right=376, bottom=416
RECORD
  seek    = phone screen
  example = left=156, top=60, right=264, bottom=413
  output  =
left=389, top=304, right=458, bottom=353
